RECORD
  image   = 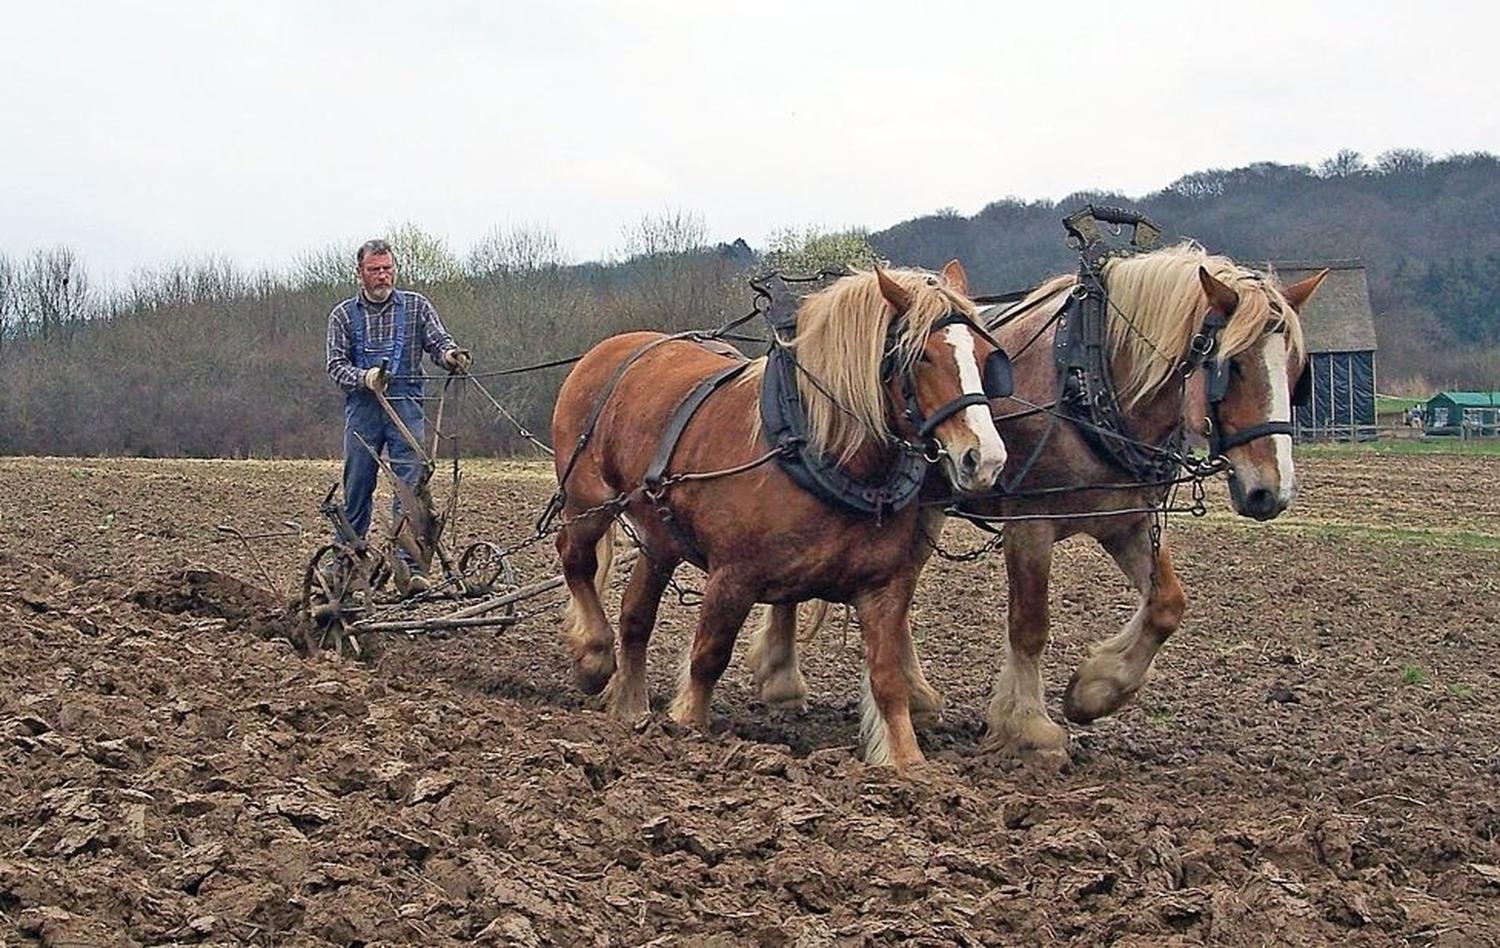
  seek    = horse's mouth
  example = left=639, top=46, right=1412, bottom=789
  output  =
left=1228, top=471, right=1292, bottom=521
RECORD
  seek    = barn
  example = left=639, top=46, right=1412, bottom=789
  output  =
left=1425, top=391, right=1500, bottom=436
left=1272, top=260, right=1379, bottom=441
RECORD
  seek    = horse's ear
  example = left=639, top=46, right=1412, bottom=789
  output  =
left=1281, top=268, right=1330, bottom=311
left=1198, top=266, right=1239, bottom=314
left=940, top=259, right=969, bottom=296
left=876, top=267, right=912, bottom=314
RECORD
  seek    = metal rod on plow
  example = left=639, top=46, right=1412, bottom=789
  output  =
left=351, top=548, right=640, bottom=633
left=353, top=613, right=523, bottom=633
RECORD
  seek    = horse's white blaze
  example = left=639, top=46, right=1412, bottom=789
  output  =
left=942, top=325, right=1007, bottom=474
left=1261, top=333, right=1296, bottom=503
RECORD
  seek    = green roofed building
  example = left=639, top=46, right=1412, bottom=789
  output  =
left=1425, top=392, right=1500, bottom=436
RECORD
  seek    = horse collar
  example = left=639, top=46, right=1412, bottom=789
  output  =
left=760, top=338, right=926, bottom=520
left=1053, top=256, right=1181, bottom=484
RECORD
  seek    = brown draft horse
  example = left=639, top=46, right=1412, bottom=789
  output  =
left=749, top=244, right=1327, bottom=759
left=549, top=263, right=1007, bottom=770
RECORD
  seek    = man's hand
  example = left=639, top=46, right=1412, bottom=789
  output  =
left=362, top=365, right=387, bottom=392
left=443, top=348, right=473, bottom=373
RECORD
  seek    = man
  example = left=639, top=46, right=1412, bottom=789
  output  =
left=326, top=239, right=471, bottom=589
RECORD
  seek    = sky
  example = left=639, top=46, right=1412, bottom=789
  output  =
left=2, top=0, right=1497, bottom=283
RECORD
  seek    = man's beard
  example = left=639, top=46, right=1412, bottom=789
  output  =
left=363, top=285, right=394, bottom=303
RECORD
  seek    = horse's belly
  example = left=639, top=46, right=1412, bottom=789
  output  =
left=739, top=527, right=911, bottom=604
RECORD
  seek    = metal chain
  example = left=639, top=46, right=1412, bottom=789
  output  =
left=919, top=520, right=1004, bottom=563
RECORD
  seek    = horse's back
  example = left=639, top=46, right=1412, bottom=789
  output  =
left=552, top=331, right=753, bottom=491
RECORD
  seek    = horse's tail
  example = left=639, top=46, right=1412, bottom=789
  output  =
left=799, top=600, right=835, bottom=643
left=595, top=526, right=617, bottom=594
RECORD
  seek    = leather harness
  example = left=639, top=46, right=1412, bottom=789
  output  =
left=1048, top=205, right=1308, bottom=483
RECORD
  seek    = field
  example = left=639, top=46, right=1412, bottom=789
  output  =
left=1, top=452, right=1498, bottom=946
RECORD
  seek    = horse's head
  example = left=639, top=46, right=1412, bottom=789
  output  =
left=1186, top=265, right=1326, bottom=521
left=875, top=261, right=1008, bottom=495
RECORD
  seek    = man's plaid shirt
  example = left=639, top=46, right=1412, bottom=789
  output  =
left=326, top=290, right=457, bottom=393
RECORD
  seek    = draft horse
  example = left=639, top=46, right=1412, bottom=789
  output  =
left=549, top=263, right=1008, bottom=771
left=748, top=243, right=1327, bottom=758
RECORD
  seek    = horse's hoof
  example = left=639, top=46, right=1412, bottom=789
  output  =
left=910, top=708, right=944, bottom=731
left=758, top=677, right=809, bottom=712
left=604, top=688, right=649, bottom=722
left=573, top=652, right=616, bottom=696
left=1063, top=669, right=1136, bottom=724
left=981, top=714, right=1069, bottom=759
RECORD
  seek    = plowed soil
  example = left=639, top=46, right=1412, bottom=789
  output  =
left=1, top=453, right=1498, bottom=946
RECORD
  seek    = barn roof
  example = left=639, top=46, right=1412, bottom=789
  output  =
left=1430, top=391, right=1500, bottom=407
left=1263, top=260, right=1377, bottom=354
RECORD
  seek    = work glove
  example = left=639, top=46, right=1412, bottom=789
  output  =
left=362, top=365, right=387, bottom=393
left=443, top=348, right=473, bottom=372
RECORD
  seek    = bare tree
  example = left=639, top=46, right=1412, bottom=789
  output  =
left=1318, top=149, right=1367, bottom=178
left=467, top=224, right=571, bottom=278
left=0, top=253, right=14, bottom=354
left=1376, top=148, right=1433, bottom=175
left=18, top=247, right=92, bottom=341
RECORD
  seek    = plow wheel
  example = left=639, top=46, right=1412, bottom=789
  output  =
left=301, top=544, right=380, bottom=659
left=459, top=541, right=518, bottom=613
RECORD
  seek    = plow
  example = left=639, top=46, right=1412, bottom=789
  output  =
left=220, top=365, right=583, bottom=659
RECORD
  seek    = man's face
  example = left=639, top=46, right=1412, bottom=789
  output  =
left=358, top=252, right=397, bottom=302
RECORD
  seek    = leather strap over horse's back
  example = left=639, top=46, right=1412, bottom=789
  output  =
left=1051, top=206, right=1181, bottom=485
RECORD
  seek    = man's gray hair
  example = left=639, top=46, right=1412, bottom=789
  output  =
left=356, top=239, right=397, bottom=267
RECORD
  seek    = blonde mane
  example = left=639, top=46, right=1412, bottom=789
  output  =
left=746, top=268, right=974, bottom=462
left=1017, top=242, right=1306, bottom=407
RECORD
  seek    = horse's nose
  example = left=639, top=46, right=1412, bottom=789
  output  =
left=1243, top=486, right=1283, bottom=521
left=960, top=446, right=982, bottom=480
left=958, top=444, right=1004, bottom=491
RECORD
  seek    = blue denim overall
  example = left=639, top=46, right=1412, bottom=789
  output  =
left=341, top=293, right=426, bottom=546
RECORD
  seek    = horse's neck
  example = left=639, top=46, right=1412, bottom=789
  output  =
left=840, top=426, right=903, bottom=481
left=1111, top=347, right=1186, bottom=446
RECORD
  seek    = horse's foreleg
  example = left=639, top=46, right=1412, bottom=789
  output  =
left=1064, top=524, right=1185, bottom=723
left=745, top=604, right=809, bottom=711
left=984, top=521, right=1068, bottom=757
left=668, top=572, right=756, bottom=729
left=605, top=552, right=677, bottom=721
left=558, top=520, right=617, bottom=695
left=855, top=577, right=925, bottom=772
left=905, top=507, right=946, bottom=725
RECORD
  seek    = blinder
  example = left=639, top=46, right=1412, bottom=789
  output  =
left=1292, top=365, right=1311, bottom=408
left=895, top=311, right=1015, bottom=443
left=1189, top=309, right=1298, bottom=457
left=982, top=348, right=1015, bottom=399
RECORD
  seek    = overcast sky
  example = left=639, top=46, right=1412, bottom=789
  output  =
left=3, top=1, right=1496, bottom=282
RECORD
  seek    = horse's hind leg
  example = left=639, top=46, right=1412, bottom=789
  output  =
left=746, top=604, right=809, bottom=711
left=854, top=575, right=924, bottom=772
left=984, top=520, right=1068, bottom=758
left=898, top=619, right=945, bottom=727
left=748, top=599, right=941, bottom=724
left=1064, top=521, right=1185, bottom=723
left=669, top=571, right=756, bottom=729
left=605, top=551, right=678, bottom=720
left=558, top=518, right=618, bottom=695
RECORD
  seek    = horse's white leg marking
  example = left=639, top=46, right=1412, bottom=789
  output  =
left=746, top=605, right=809, bottom=710
left=1064, top=527, right=1185, bottom=723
